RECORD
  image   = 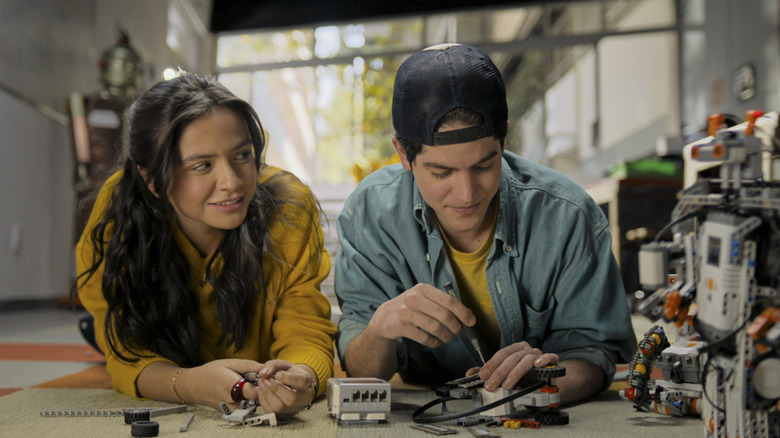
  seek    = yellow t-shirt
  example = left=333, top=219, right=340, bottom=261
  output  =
left=440, top=225, right=501, bottom=352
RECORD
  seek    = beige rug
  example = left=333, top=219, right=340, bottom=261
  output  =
left=1, top=387, right=338, bottom=437
left=0, top=385, right=703, bottom=437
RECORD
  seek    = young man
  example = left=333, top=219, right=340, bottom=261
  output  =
left=334, top=44, right=636, bottom=404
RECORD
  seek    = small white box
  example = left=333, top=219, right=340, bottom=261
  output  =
left=327, top=377, right=391, bottom=423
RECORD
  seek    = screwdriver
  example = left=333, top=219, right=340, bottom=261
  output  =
left=443, top=281, right=486, bottom=365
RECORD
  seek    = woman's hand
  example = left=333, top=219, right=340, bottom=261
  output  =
left=249, top=360, right=319, bottom=419
left=137, top=359, right=263, bottom=411
left=138, top=359, right=318, bottom=418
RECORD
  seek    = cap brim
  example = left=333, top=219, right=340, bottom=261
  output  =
left=432, top=124, right=490, bottom=145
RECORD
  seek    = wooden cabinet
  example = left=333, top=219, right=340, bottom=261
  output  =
left=586, top=177, right=683, bottom=300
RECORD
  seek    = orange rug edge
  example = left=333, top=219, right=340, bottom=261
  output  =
left=0, top=388, right=23, bottom=397
left=32, top=363, right=112, bottom=389
left=0, top=343, right=105, bottom=362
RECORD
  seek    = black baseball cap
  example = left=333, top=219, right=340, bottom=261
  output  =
left=392, top=43, right=507, bottom=146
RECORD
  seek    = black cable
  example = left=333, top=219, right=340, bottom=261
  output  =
left=390, top=402, right=422, bottom=411
left=695, top=316, right=753, bottom=414
left=411, top=380, right=546, bottom=424
left=411, top=396, right=456, bottom=422
left=653, top=209, right=706, bottom=243
left=699, top=354, right=725, bottom=414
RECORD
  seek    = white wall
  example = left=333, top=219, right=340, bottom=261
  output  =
left=681, top=0, right=780, bottom=134
left=0, top=90, right=73, bottom=302
left=598, top=32, right=678, bottom=150
left=519, top=0, right=779, bottom=185
left=585, top=1, right=680, bottom=184
left=598, top=0, right=679, bottom=154
left=0, top=0, right=211, bottom=305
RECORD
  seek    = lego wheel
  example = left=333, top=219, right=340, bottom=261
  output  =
left=535, top=410, right=569, bottom=426
left=531, top=365, right=566, bottom=379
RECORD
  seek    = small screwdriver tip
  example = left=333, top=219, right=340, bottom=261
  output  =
left=471, top=339, right=486, bottom=365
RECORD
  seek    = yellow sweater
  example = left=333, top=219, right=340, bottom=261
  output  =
left=76, top=167, right=337, bottom=399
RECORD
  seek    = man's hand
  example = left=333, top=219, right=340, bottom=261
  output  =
left=343, top=283, right=476, bottom=379
left=366, top=283, right=476, bottom=347
left=466, top=346, right=604, bottom=405
left=466, top=342, right=559, bottom=391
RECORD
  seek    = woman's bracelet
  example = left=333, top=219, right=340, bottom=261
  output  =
left=231, top=378, right=248, bottom=402
left=306, top=379, right=319, bottom=409
left=172, top=367, right=188, bottom=404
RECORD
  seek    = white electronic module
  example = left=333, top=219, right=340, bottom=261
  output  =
left=326, top=377, right=391, bottom=423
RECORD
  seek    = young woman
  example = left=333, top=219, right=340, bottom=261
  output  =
left=76, top=73, right=337, bottom=417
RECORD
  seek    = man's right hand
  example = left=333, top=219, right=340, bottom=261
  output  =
left=365, top=283, right=477, bottom=348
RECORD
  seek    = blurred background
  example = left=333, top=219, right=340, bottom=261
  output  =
left=0, top=0, right=778, bottom=310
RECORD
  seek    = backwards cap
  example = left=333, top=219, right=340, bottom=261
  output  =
left=391, top=43, right=507, bottom=146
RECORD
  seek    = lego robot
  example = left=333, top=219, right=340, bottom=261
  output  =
left=621, top=111, right=780, bottom=437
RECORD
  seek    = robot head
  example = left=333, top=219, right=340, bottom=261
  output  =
left=99, top=32, right=141, bottom=98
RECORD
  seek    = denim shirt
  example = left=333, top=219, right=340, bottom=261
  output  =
left=335, top=151, right=636, bottom=386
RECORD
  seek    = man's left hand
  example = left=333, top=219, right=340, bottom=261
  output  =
left=466, top=341, right=559, bottom=392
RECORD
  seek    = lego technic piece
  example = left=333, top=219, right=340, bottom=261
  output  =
left=410, top=423, right=458, bottom=435
left=224, top=403, right=257, bottom=423
left=455, top=416, right=504, bottom=427
left=501, top=418, right=541, bottom=429
left=456, top=416, right=481, bottom=426
left=477, top=365, right=565, bottom=417
left=242, top=413, right=278, bottom=427
left=179, top=412, right=195, bottom=432
left=620, top=326, right=703, bottom=417
left=123, top=404, right=187, bottom=424
left=217, top=402, right=232, bottom=416
left=436, top=374, right=484, bottom=399
left=40, top=405, right=186, bottom=419
left=327, top=377, right=391, bottom=423
left=657, top=341, right=705, bottom=386
left=225, top=407, right=255, bottom=423
left=130, top=420, right=159, bottom=437
left=633, top=111, right=780, bottom=437
left=467, top=425, right=500, bottom=437
left=535, top=411, right=569, bottom=426
left=217, top=398, right=276, bottom=428
left=619, top=325, right=671, bottom=410
left=40, top=408, right=127, bottom=417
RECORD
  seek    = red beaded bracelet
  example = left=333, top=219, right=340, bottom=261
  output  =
left=231, top=378, right=247, bottom=402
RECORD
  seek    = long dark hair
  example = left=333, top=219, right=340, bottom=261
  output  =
left=77, top=73, right=302, bottom=367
